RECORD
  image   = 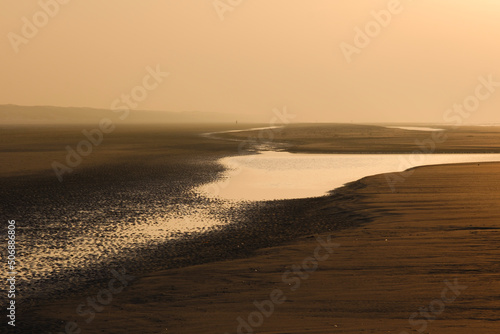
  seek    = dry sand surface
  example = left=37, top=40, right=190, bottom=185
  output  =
left=33, top=162, right=500, bottom=333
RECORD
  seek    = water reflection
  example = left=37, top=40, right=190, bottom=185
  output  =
left=198, top=151, right=500, bottom=201
left=385, top=126, right=444, bottom=132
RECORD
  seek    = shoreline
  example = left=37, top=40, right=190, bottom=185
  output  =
left=22, top=181, right=369, bottom=332
left=26, top=161, right=500, bottom=333
left=5, top=124, right=500, bottom=332
left=217, top=123, right=500, bottom=154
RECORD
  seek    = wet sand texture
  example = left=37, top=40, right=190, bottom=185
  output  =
left=33, top=162, right=500, bottom=333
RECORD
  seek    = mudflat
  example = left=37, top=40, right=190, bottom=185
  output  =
left=220, top=123, right=500, bottom=153
left=0, top=123, right=263, bottom=178
left=5, top=123, right=500, bottom=333
left=32, top=163, right=500, bottom=333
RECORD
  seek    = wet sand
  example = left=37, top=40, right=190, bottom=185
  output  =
left=0, top=123, right=264, bottom=178
left=28, top=162, right=500, bottom=333
left=219, top=123, right=500, bottom=153
left=4, top=123, right=500, bottom=332
left=1, top=123, right=265, bottom=329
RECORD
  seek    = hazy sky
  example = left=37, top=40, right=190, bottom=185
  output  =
left=2, top=0, right=500, bottom=123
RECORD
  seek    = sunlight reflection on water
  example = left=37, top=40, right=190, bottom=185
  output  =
left=199, top=151, right=500, bottom=201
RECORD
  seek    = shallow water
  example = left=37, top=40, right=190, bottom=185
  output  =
left=385, top=126, right=444, bottom=132
left=200, top=126, right=283, bottom=142
left=0, top=155, right=237, bottom=302
left=198, top=151, right=500, bottom=201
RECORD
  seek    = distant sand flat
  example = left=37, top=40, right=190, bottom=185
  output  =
left=218, top=123, right=500, bottom=154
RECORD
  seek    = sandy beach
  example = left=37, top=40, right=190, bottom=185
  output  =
left=28, top=161, right=500, bottom=333
left=2, top=123, right=499, bottom=333
left=4, top=2, right=500, bottom=332
left=219, top=123, right=500, bottom=154
left=3, top=123, right=492, bottom=334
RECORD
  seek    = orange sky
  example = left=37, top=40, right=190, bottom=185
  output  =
left=1, top=0, right=500, bottom=123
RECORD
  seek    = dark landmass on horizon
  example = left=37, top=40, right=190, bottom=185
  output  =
left=0, top=104, right=262, bottom=125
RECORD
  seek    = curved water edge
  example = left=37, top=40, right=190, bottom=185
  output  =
left=200, top=126, right=284, bottom=142
left=385, top=126, right=445, bottom=132
left=10, top=125, right=500, bottom=304
left=198, top=125, right=500, bottom=201
left=197, top=151, right=500, bottom=201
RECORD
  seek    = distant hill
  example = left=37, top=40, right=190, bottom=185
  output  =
left=0, top=105, right=260, bottom=125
